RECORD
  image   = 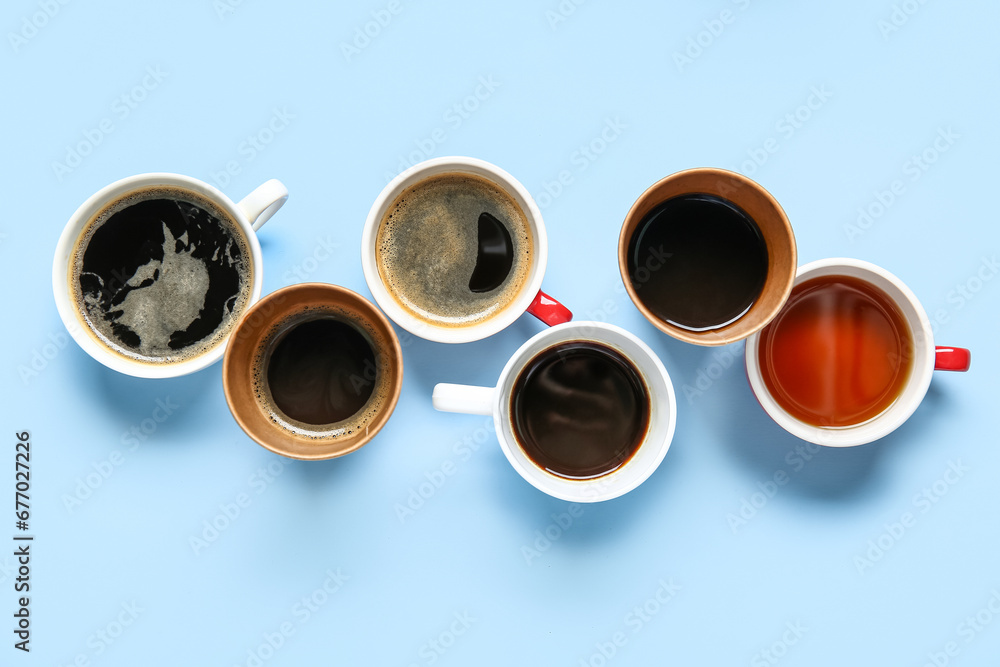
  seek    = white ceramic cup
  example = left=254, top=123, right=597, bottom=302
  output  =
left=362, top=156, right=572, bottom=344
left=745, top=258, right=971, bottom=447
left=52, top=173, right=288, bottom=379
left=432, top=321, right=677, bottom=502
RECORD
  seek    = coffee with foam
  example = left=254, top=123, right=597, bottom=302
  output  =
left=70, top=186, right=253, bottom=365
left=375, top=172, right=534, bottom=328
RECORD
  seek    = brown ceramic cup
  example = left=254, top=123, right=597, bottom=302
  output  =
left=223, top=283, right=403, bottom=460
left=617, top=168, right=797, bottom=346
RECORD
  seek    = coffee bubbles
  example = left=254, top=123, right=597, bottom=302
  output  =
left=71, top=186, right=253, bottom=365
left=375, top=172, right=534, bottom=328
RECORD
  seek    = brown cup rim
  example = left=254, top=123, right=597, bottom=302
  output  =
left=617, top=167, right=797, bottom=346
left=222, top=283, right=403, bottom=460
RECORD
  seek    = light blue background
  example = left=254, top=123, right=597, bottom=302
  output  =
left=3, top=0, right=999, bottom=665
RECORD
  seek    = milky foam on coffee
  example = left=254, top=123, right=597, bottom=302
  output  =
left=376, top=173, right=534, bottom=327
left=250, top=305, right=395, bottom=440
left=70, top=186, right=253, bottom=365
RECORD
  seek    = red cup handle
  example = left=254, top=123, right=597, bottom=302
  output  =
left=935, top=346, right=971, bottom=372
left=527, top=290, right=572, bottom=326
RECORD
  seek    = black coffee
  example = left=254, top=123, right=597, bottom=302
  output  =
left=510, top=341, right=649, bottom=480
left=626, top=193, right=768, bottom=331
left=249, top=304, right=396, bottom=439
left=265, top=317, right=377, bottom=426
left=72, top=187, right=252, bottom=363
left=375, top=173, right=534, bottom=327
left=468, top=212, right=514, bottom=293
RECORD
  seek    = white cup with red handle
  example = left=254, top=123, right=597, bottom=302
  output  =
left=745, top=258, right=971, bottom=446
left=362, top=156, right=571, bottom=343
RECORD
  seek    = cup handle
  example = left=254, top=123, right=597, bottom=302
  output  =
left=934, top=346, right=971, bottom=372
left=526, top=290, right=572, bottom=326
left=433, top=383, right=495, bottom=415
left=238, top=179, right=289, bottom=232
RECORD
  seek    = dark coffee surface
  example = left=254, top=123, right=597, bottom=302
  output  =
left=468, top=211, right=514, bottom=293
left=511, top=342, right=649, bottom=480
left=266, top=317, right=377, bottom=426
left=627, top=193, right=768, bottom=331
left=73, top=187, right=251, bottom=363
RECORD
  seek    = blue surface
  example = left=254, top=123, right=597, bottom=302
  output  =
left=3, top=1, right=999, bottom=665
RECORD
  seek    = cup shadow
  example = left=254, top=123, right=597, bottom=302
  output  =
left=636, top=318, right=734, bottom=389
left=255, top=232, right=287, bottom=255
left=483, top=317, right=692, bottom=548
left=67, top=346, right=218, bottom=445
left=705, top=359, right=952, bottom=504
left=488, top=434, right=687, bottom=549
left=279, top=444, right=372, bottom=490
left=401, top=315, right=542, bottom=396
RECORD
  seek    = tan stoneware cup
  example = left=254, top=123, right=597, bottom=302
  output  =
left=223, top=283, right=403, bottom=460
left=618, top=168, right=797, bottom=346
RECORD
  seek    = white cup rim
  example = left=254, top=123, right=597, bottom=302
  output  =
left=52, top=173, right=266, bottom=379
left=361, top=156, right=548, bottom=344
left=744, top=257, right=935, bottom=447
left=491, top=321, right=677, bottom=502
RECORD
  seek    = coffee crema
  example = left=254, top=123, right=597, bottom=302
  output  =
left=757, top=275, right=914, bottom=427
left=626, top=193, right=768, bottom=332
left=375, top=172, right=534, bottom=328
left=510, top=341, right=650, bottom=480
left=70, top=186, right=253, bottom=364
left=252, top=306, right=394, bottom=440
